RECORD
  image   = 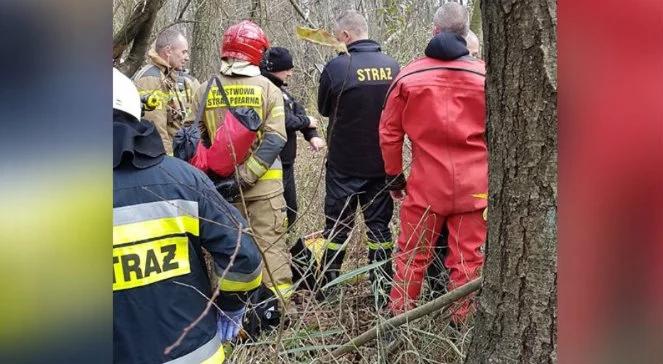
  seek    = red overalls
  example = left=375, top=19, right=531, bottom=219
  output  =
left=379, top=56, right=487, bottom=320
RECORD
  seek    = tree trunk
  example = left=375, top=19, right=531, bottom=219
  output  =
left=113, top=0, right=167, bottom=76
left=190, top=0, right=225, bottom=81
left=464, top=0, right=557, bottom=363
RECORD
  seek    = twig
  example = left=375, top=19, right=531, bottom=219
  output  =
left=287, top=0, right=316, bottom=28
left=176, top=0, right=193, bottom=20
left=326, top=277, right=482, bottom=359
left=158, top=19, right=198, bottom=34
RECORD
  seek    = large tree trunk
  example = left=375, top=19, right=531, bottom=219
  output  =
left=113, top=0, right=167, bottom=76
left=464, top=1, right=557, bottom=363
left=190, top=0, right=224, bottom=81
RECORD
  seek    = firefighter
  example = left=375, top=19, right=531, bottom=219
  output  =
left=133, top=28, right=200, bottom=155
left=317, top=10, right=400, bottom=304
left=260, top=47, right=326, bottom=291
left=113, top=68, right=262, bottom=363
left=191, top=21, right=294, bottom=307
left=379, top=2, right=487, bottom=323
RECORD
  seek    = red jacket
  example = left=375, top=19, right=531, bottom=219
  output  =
left=379, top=56, right=487, bottom=215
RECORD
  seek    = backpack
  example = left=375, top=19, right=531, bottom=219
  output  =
left=173, top=76, right=262, bottom=178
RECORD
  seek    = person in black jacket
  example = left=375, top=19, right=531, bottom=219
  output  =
left=260, top=47, right=326, bottom=291
left=113, top=68, right=262, bottom=363
left=316, top=10, right=400, bottom=305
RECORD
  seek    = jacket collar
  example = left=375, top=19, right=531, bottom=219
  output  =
left=220, top=58, right=261, bottom=77
left=424, top=32, right=469, bottom=61
left=347, top=39, right=381, bottom=53
left=113, top=112, right=166, bottom=169
left=261, top=71, right=286, bottom=87
left=147, top=48, right=175, bottom=78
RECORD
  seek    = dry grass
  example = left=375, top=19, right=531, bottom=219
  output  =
left=223, top=137, right=474, bottom=364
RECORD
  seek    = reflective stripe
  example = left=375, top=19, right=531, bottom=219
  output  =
left=114, top=200, right=198, bottom=226
left=164, top=335, right=225, bottom=364
left=219, top=272, right=263, bottom=292
left=268, top=283, right=294, bottom=299
left=113, top=216, right=199, bottom=246
left=259, top=169, right=283, bottom=181
left=246, top=156, right=268, bottom=176
left=270, top=108, right=285, bottom=118
left=270, top=158, right=282, bottom=169
left=367, top=241, right=394, bottom=250
left=218, top=263, right=263, bottom=292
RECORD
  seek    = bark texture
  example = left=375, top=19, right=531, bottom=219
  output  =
left=113, top=0, right=167, bottom=76
left=190, top=0, right=224, bottom=81
left=464, top=0, right=557, bottom=363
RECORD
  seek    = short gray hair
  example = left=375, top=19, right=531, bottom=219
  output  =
left=155, top=28, right=185, bottom=52
left=433, top=2, right=469, bottom=37
left=334, top=10, right=368, bottom=37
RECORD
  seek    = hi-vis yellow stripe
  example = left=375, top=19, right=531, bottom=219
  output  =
left=269, top=283, right=294, bottom=299
left=246, top=156, right=268, bottom=177
left=259, top=169, right=283, bottom=181
left=269, top=106, right=285, bottom=119
left=113, top=216, right=199, bottom=246
left=219, top=272, right=263, bottom=292
left=113, top=237, right=190, bottom=291
left=201, top=345, right=225, bottom=364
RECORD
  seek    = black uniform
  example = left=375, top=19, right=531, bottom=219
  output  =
left=316, top=39, right=400, bottom=299
left=113, top=113, right=262, bottom=364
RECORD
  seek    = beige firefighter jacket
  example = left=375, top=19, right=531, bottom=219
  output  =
left=132, top=49, right=200, bottom=155
left=192, top=60, right=287, bottom=201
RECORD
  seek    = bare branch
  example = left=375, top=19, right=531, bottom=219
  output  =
left=326, top=278, right=482, bottom=359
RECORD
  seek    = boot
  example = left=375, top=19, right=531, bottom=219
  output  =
left=315, top=248, right=346, bottom=302
left=289, top=238, right=317, bottom=292
left=368, top=248, right=393, bottom=309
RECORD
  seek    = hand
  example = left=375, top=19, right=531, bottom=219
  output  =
left=214, top=177, right=241, bottom=202
left=308, top=137, right=326, bottom=152
left=390, top=190, right=406, bottom=201
left=217, top=307, right=245, bottom=342
left=307, top=116, right=319, bottom=129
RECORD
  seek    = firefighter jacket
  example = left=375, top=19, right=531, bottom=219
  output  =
left=133, top=49, right=200, bottom=155
left=317, top=39, right=400, bottom=178
left=192, top=59, right=287, bottom=201
left=113, top=114, right=262, bottom=364
left=262, top=71, right=319, bottom=166
left=380, top=32, right=488, bottom=215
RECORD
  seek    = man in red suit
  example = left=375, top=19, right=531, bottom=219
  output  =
left=379, top=2, right=487, bottom=323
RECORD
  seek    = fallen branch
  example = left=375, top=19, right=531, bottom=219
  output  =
left=326, top=277, right=482, bottom=359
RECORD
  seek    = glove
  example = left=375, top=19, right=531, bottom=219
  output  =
left=214, top=178, right=241, bottom=201
left=217, top=307, right=245, bottom=342
left=385, top=174, right=406, bottom=191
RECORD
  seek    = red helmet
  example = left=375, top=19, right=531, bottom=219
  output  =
left=220, top=20, right=270, bottom=66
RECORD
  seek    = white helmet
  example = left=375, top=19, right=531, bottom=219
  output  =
left=113, top=68, right=141, bottom=121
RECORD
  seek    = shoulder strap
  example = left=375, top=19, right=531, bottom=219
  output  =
left=382, top=65, right=486, bottom=109
left=194, top=76, right=235, bottom=125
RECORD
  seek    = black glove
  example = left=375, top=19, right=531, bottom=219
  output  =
left=215, top=178, right=241, bottom=202
left=385, top=174, right=406, bottom=191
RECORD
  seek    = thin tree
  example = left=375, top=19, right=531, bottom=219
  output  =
left=464, top=0, right=557, bottom=363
